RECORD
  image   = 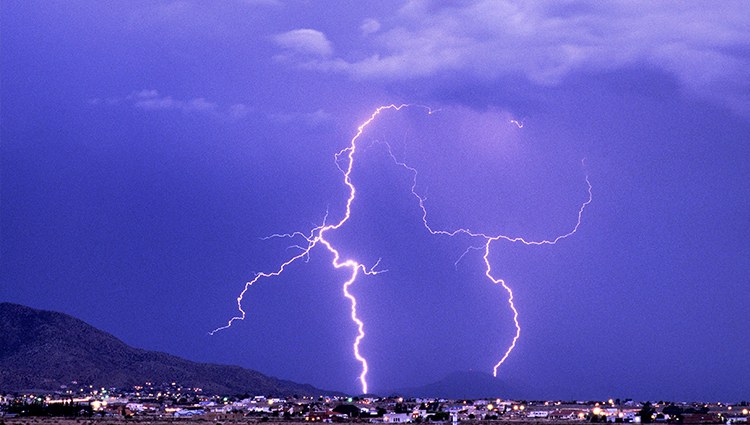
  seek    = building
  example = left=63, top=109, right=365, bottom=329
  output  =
left=528, top=410, right=551, bottom=418
left=383, top=413, right=412, bottom=423
left=549, top=409, right=586, bottom=420
left=682, top=413, right=723, bottom=424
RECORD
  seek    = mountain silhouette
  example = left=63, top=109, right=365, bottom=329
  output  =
left=0, top=302, right=336, bottom=395
left=390, top=370, right=525, bottom=399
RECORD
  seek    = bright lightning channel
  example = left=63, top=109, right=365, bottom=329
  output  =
left=211, top=104, right=592, bottom=392
left=385, top=145, right=592, bottom=376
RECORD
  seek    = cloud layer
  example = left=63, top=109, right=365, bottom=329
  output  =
left=274, top=28, right=333, bottom=58
left=275, top=0, right=750, bottom=115
left=90, top=90, right=250, bottom=120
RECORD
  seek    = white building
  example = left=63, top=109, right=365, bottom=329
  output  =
left=384, top=413, right=412, bottom=423
left=174, top=409, right=204, bottom=417
left=126, top=403, right=145, bottom=412
left=527, top=410, right=550, bottom=418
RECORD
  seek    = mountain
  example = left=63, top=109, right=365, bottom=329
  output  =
left=390, top=371, right=525, bottom=399
left=0, top=302, right=336, bottom=395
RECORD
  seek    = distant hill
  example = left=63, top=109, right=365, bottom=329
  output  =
left=390, top=371, right=525, bottom=399
left=0, top=302, right=336, bottom=395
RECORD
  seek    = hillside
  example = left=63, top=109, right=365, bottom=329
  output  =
left=0, top=302, right=334, bottom=395
left=391, top=370, right=525, bottom=399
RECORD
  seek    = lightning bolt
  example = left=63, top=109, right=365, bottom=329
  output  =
left=211, top=105, right=410, bottom=394
left=384, top=144, right=592, bottom=376
left=211, top=104, right=592, bottom=393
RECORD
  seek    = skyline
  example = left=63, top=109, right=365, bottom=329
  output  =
left=2, top=1, right=749, bottom=400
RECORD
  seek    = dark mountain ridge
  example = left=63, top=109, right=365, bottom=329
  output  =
left=390, top=370, right=526, bottom=399
left=0, top=302, right=335, bottom=395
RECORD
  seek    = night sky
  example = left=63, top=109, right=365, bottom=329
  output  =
left=2, top=1, right=749, bottom=401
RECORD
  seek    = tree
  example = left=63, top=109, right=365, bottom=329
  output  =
left=395, top=403, right=409, bottom=414
left=333, top=404, right=361, bottom=418
left=427, top=412, right=449, bottom=421
left=663, top=405, right=682, bottom=417
left=639, top=402, right=656, bottom=424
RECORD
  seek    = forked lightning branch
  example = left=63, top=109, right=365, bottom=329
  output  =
left=211, top=104, right=592, bottom=394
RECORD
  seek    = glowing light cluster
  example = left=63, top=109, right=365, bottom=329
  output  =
left=211, top=104, right=592, bottom=392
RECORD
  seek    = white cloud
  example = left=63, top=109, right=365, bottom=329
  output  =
left=277, top=1, right=750, bottom=115
left=127, top=90, right=219, bottom=113
left=228, top=104, right=251, bottom=120
left=185, top=97, right=219, bottom=112
left=360, top=18, right=381, bottom=36
left=92, top=90, right=249, bottom=120
left=273, top=28, right=333, bottom=57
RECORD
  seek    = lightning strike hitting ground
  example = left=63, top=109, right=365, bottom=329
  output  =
left=212, top=104, right=592, bottom=392
left=384, top=142, right=592, bottom=376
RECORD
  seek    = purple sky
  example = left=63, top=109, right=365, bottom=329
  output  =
left=2, top=1, right=749, bottom=400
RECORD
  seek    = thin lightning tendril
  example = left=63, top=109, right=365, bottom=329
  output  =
left=211, top=104, right=592, bottom=392
left=454, top=245, right=485, bottom=270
